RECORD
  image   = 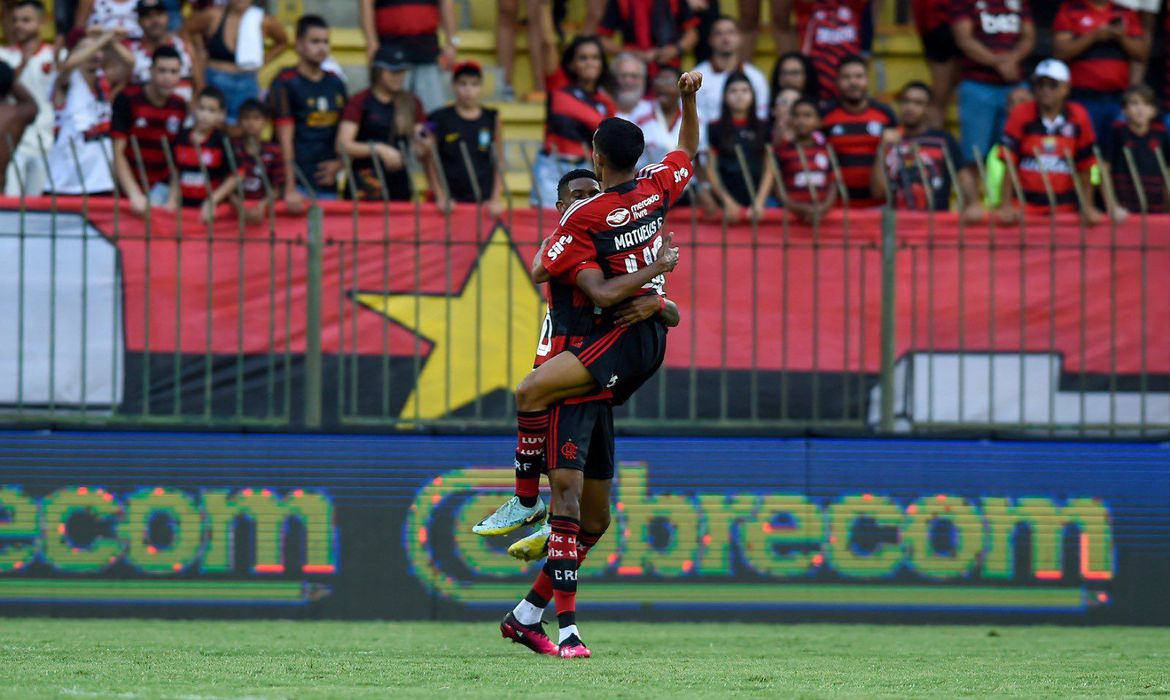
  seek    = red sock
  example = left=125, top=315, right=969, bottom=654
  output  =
left=515, top=410, right=548, bottom=506
left=547, top=515, right=580, bottom=627
left=577, top=529, right=603, bottom=564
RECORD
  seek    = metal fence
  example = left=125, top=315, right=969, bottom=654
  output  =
left=1, top=133, right=1167, bottom=437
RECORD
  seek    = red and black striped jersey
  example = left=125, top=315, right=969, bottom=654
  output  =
left=1000, top=100, right=1096, bottom=212
left=797, top=0, right=866, bottom=99
left=823, top=99, right=896, bottom=207
left=953, top=0, right=1033, bottom=85
left=233, top=139, right=284, bottom=201
left=110, top=84, right=187, bottom=186
left=911, top=0, right=952, bottom=34
left=543, top=85, right=617, bottom=159
left=1053, top=0, right=1142, bottom=96
left=598, top=0, right=700, bottom=70
left=881, top=129, right=969, bottom=211
left=172, top=128, right=234, bottom=206
left=1106, top=122, right=1170, bottom=214
left=774, top=132, right=835, bottom=205
left=543, top=149, right=693, bottom=307
left=372, top=0, right=439, bottom=63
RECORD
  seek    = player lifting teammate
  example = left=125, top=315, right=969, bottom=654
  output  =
left=495, top=71, right=704, bottom=658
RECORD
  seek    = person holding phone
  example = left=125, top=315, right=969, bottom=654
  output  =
left=1053, top=0, right=1147, bottom=149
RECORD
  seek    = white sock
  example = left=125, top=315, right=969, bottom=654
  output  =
left=513, top=599, right=544, bottom=626
left=558, top=624, right=580, bottom=643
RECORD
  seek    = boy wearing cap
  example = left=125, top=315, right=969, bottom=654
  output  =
left=997, top=59, right=1104, bottom=226
left=126, top=0, right=195, bottom=101
left=423, top=61, right=503, bottom=216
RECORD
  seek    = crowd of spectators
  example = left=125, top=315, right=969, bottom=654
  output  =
left=2, top=0, right=1170, bottom=223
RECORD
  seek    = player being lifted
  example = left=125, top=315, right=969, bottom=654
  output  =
left=474, top=71, right=703, bottom=542
left=495, top=72, right=704, bottom=658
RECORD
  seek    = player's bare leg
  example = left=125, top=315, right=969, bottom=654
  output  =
left=473, top=352, right=597, bottom=536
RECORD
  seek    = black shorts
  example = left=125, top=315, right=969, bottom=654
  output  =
left=921, top=24, right=958, bottom=64
left=569, top=318, right=667, bottom=406
left=546, top=400, right=614, bottom=480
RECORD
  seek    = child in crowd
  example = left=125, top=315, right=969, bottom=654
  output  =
left=1105, top=84, right=1170, bottom=216
left=767, top=96, right=837, bottom=224
left=233, top=98, right=285, bottom=222
left=168, top=86, right=238, bottom=222
left=424, top=60, right=504, bottom=215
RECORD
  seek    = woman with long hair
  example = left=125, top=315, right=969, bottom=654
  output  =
left=769, top=51, right=819, bottom=104
left=530, top=34, right=615, bottom=208
left=704, top=72, right=770, bottom=219
left=336, top=49, right=426, bottom=201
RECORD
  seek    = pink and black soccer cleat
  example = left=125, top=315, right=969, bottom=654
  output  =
left=557, top=634, right=591, bottom=659
left=500, top=611, right=559, bottom=656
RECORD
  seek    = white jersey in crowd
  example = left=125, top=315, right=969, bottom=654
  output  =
left=47, top=69, right=115, bottom=194
left=128, top=36, right=194, bottom=101
left=636, top=101, right=684, bottom=170
left=88, top=0, right=143, bottom=38
left=693, top=59, right=770, bottom=148
left=0, top=42, right=59, bottom=195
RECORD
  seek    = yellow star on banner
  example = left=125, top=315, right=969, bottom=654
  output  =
left=353, top=225, right=545, bottom=420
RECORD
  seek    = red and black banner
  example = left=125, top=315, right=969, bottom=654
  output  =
left=3, top=198, right=1168, bottom=429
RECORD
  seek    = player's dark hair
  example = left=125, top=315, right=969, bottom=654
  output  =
left=560, top=35, right=610, bottom=93
left=13, top=0, right=46, bottom=13
left=0, top=61, right=13, bottom=98
left=296, top=14, right=328, bottom=39
left=556, top=168, right=598, bottom=201
left=899, top=80, right=933, bottom=101
left=791, top=96, right=822, bottom=118
left=836, top=54, right=868, bottom=76
left=771, top=51, right=819, bottom=103
left=198, top=86, right=227, bottom=109
left=593, top=117, right=644, bottom=172
left=238, top=98, right=268, bottom=118
left=151, top=45, right=182, bottom=65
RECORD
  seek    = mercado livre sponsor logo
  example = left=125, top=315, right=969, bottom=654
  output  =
left=405, top=464, right=1114, bottom=613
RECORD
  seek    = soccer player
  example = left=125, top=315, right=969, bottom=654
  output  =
left=497, top=72, right=703, bottom=660
left=505, top=170, right=681, bottom=564
left=473, top=71, right=703, bottom=540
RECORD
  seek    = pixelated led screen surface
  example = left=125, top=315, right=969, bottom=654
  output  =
left=0, top=432, right=1167, bottom=623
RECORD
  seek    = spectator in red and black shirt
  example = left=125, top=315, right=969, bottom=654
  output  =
left=1104, top=85, right=1170, bottom=216
left=765, top=96, right=837, bottom=224
left=822, top=55, right=896, bottom=208
left=1053, top=0, right=1147, bottom=149
left=775, top=0, right=867, bottom=100
left=911, top=0, right=959, bottom=128
left=232, top=98, right=283, bottom=223
left=111, top=45, right=187, bottom=216
left=596, top=0, right=699, bottom=74
left=359, top=0, right=455, bottom=113
left=267, top=15, right=347, bottom=209
left=953, top=0, right=1035, bottom=162
left=336, top=45, right=426, bottom=202
left=872, top=81, right=985, bottom=222
left=532, top=35, right=616, bottom=208
left=998, top=59, right=1103, bottom=226
left=166, top=86, right=238, bottom=222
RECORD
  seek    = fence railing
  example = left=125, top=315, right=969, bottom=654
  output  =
left=1, top=134, right=1167, bottom=437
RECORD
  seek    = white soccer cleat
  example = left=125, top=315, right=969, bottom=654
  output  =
left=508, top=521, right=551, bottom=561
left=472, top=496, right=547, bottom=536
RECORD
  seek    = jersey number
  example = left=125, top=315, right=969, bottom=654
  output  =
left=622, top=235, right=665, bottom=294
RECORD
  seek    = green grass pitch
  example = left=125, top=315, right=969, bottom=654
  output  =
left=2, top=619, right=1167, bottom=698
